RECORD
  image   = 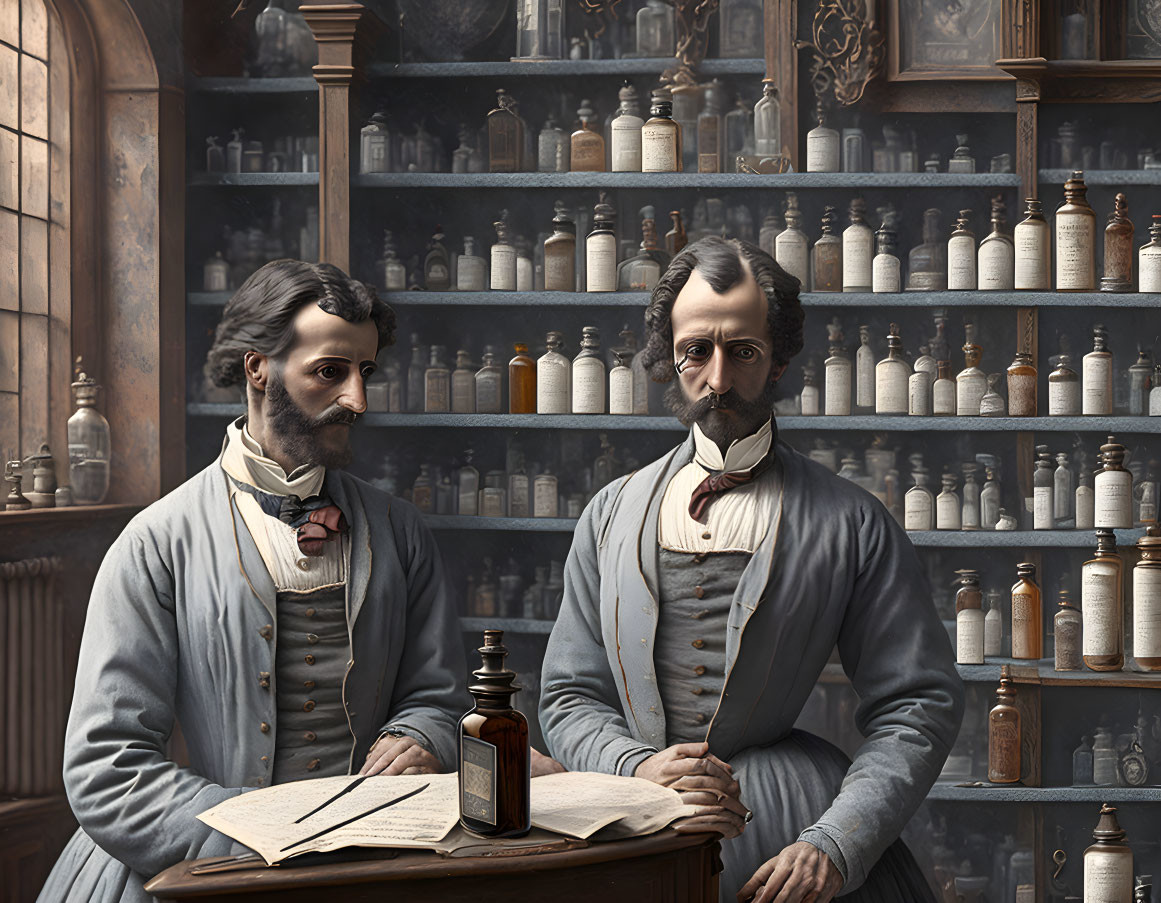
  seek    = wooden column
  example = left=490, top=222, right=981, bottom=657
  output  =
left=302, top=4, right=380, bottom=273
left=768, top=0, right=797, bottom=170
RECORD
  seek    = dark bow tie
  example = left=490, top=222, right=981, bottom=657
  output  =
left=688, top=454, right=774, bottom=524
left=232, top=479, right=348, bottom=556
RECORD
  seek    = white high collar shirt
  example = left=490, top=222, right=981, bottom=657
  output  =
left=658, top=418, right=776, bottom=554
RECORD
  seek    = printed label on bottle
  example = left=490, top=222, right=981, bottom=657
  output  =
left=988, top=720, right=1020, bottom=782
left=1056, top=614, right=1081, bottom=670
left=1049, top=379, right=1081, bottom=416
left=641, top=125, right=679, bottom=172
left=572, top=358, right=606, bottom=413
left=452, top=374, right=475, bottom=413
left=875, top=364, right=908, bottom=414
left=947, top=235, right=977, bottom=290
left=805, top=129, right=838, bottom=172
left=610, top=117, right=643, bottom=171
left=1011, top=592, right=1037, bottom=658
left=936, top=492, right=961, bottom=529
left=516, top=258, right=533, bottom=292
left=842, top=229, right=872, bottom=291
left=1076, top=486, right=1095, bottom=529
left=533, top=477, right=558, bottom=517
left=509, top=476, right=529, bottom=518
left=586, top=235, right=617, bottom=291
left=1134, top=568, right=1161, bottom=658
left=609, top=368, right=633, bottom=414
left=872, top=254, right=901, bottom=293
left=537, top=361, right=570, bottom=414
left=476, top=373, right=502, bottom=413
left=775, top=233, right=809, bottom=286
left=1083, top=356, right=1112, bottom=415
left=1034, top=486, right=1054, bottom=529
left=1056, top=217, right=1095, bottom=289
left=1140, top=246, right=1161, bottom=292
left=904, top=492, right=933, bottom=531
left=490, top=246, right=517, bottom=290
left=985, top=611, right=1002, bottom=656
left=1007, top=373, right=1037, bottom=416
left=956, top=372, right=986, bottom=415
left=1152, top=386, right=1161, bottom=416
left=932, top=380, right=955, bottom=415
left=908, top=372, right=932, bottom=416
left=1084, top=851, right=1133, bottom=901
left=1094, top=470, right=1133, bottom=528
left=978, top=239, right=1015, bottom=290
left=1082, top=563, right=1121, bottom=657
left=460, top=735, right=498, bottom=825
left=956, top=610, right=984, bottom=663
left=824, top=361, right=851, bottom=415
left=544, top=253, right=574, bottom=291
left=1014, top=223, right=1049, bottom=289
left=425, top=374, right=450, bottom=413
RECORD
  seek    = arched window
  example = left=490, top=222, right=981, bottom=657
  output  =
left=0, top=0, right=70, bottom=467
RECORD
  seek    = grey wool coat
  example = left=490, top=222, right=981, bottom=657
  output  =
left=539, top=433, right=964, bottom=899
left=38, top=455, right=466, bottom=903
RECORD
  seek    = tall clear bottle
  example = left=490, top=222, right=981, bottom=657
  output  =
left=536, top=116, right=569, bottom=172
left=636, top=0, right=674, bottom=55
left=424, top=345, right=450, bottom=413
left=1134, top=526, right=1161, bottom=671
left=984, top=588, right=1003, bottom=656
left=67, top=360, right=111, bottom=505
left=1083, top=529, right=1124, bottom=671
left=1033, top=446, right=1055, bottom=530
left=753, top=78, right=781, bottom=157
left=842, top=197, right=873, bottom=292
left=696, top=79, right=727, bottom=173
left=1083, top=324, right=1114, bottom=415
left=980, top=463, right=1001, bottom=529
left=1055, top=452, right=1074, bottom=526
left=475, top=350, right=504, bottom=414
left=572, top=326, right=606, bottom=414
left=812, top=206, right=842, bottom=292
left=956, top=323, right=987, bottom=416
left=936, top=472, right=961, bottom=530
left=490, top=216, right=517, bottom=291
left=823, top=318, right=851, bottom=416
left=1128, top=347, right=1153, bottom=416
left=775, top=192, right=809, bottom=287
left=452, top=350, right=476, bottom=413
left=904, top=463, right=935, bottom=531
left=947, top=209, right=977, bottom=291
left=1010, top=562, right=1043, bottom=660
left=875, top=323, right=910, bottom=414
left=406, top=335, right=428, bottom=413
left=1054, top=587, right=1082, bottom=671
left=906, top=207, right=948, bottom=291
left=978, top=195, right=1015, bottom=290
left=609, top=82, right=644, bottom=172
left=1014, top=197, right=1050, bottom=290
left=1055, top=170, right=1097, bottom=291
left=537, top=331, right=570, bottom=414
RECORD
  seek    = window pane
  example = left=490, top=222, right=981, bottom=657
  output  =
left=0, top=308, right=17, bottom=392
left=0, top=127, right=15, bottom=210
left=0, top=391, right=16, bottom=462
left=20, top=134, right=47, bottom=219
left=0, top=0, right=16, bottom=48
left=0, top=208, right=15, bottom=310
left=20, top=0, right=46, bottom=60
left=19, top=311, right=46, bottom=452
left=0, top=45, right=15, bottom=130
left=20, top=53, right=47, bottom=140
left=20, top=215, right=45, bottom=314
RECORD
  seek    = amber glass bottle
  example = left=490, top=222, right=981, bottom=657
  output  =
left=459, top=631, right=530, bottom=837
left=987, top=664, right=1021, bottom=784
left=1010, top=562, right=1043, bottom=660
left=508, top=343, right=536, bottom=414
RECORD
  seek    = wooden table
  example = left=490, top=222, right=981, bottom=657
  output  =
left=145, top=829, right=722, bottom=903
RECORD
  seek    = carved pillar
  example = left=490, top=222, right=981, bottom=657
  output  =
left=1015, top=75, right=1040, bottom=202
left=302, top=4, right=380, bottom=273
left=769, top=0, right=797, bottom=169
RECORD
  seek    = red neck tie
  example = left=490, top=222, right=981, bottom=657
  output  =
left=688, top=454, right=773, bottom=524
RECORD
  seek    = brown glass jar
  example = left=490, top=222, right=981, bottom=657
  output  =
left=1100, top=191, right=1134, bottom=292
left=1006, top=351, right=1037, bottom=417
left=812, top=206, right=842, bottom=292
left=1010, top=562, right=1043, bottom=660
left=987, top=665, right=1020, bottom=783
left=508, top=343, right=536, bottom=414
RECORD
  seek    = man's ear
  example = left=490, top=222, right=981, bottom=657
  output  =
left=770, top=361, right=789, bottom=384
left=243, top=351, right=269, bottom=392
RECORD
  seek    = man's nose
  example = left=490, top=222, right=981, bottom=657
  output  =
left=338, top=373, right=368, bottom=414
left=704, top=346, right=732, bottom=395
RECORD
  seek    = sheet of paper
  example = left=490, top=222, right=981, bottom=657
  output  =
left=197, top=773, right=459, bottom=865
left=530, top=772, right=690, bottom=839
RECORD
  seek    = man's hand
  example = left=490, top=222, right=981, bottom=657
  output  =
left=359, top=734, right=441, bottom=776
left=531, top=747, right=567, bottom=777
left=737, top=841, right=843, bottom=903
left=635, top=741, right=750, bottom=839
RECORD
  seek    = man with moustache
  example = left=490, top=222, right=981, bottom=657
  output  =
left=40, top=260, right=465, bottom=903
left=539, top=238, right=963, bottom=903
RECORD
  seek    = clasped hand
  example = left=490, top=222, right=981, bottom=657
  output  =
left=634, top=741, right=750, bottom=839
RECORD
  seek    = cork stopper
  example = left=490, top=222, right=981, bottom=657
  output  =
left=819, top=205, right=838, bottom=235
left=953, top=209, right=973, bottom=235
left=1110, top=192, right=1129, bottom=225
left=579, top=325, right=601, bottom=350
left=618, top=80, right=638, bottom=107
left=576, top=99, right=597, bottom=126
left=1151, top=214, right=1161, bottom=240
left=1094, top=528, right=1119, bottom=557
left=545, top=330, right=564, bottom=351
left=941, top=471, right=957, bottom=490
left=1091, top=803, right=1128, bottom=844
left=1064, top=170, right=1089, bottom=198
left=886, top=322, right=902, bottom=351
left=1016, top=562, right=1038, bottom=580
left=761, top=77, right=778, bottom=96
left=849, top=197, right=867, bottom=225
left=955, top=568, right=980, bottom=587
left=649, top=88, right=673, bottom=117
left=592, top=192, right=616, bottom=227
left=1057, top=587, right=1077, bottom=610
left=996, top=664, right=1016, bottom=700
left=1023, top=198, right=1044, bottom=217
left=1092, top=324, right=1109, bottom=352
left=71, top=356, right=101, bottom=406
left=784, top=192, right=803, bottom=228
left=552, top=200, right=575, bottom=232
left=1036, top=445, right=1054, bottom=470
left=1100, top=436, right=1126, bottom=468
left=859, top=324, right=871, bottom=345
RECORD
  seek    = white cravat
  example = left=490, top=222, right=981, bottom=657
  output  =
left=659, top=419, right=776, bottom=554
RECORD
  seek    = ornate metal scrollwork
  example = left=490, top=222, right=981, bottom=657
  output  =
left=795, top=0, right=884, bottom=107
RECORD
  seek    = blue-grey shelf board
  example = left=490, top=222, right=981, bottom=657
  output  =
left=926, top=782, right=1161, bottom=803
left=353, top=172, right=1022, bottom=190
left=188, top=172, right=320, bottom=187
left=956, top=659, right=1161, bottom=686
left=424, top=516, right=579, bottom=532
left=1040, top=169, right=1161, bottom=186
left=381, top=291, right=651, bottom=307
left=907, top=529, right=1146, bottom=548
left=459, top=617, right=555, bottom=635
left=187, top=76, right=319, bottom=94
left=368, top=58, right=766, bottom=78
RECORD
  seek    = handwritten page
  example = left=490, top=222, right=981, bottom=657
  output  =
left=531, top=772, right=689, bottom=839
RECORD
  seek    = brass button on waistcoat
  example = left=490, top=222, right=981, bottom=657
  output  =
left=303, top=699, right=316, bottom=712
left=694, top=665, right=707, bottom=676
left=701, top=531, right=711, bottom=540
left=258, top=671, right=270, bottom=690
left=305, top=608, right=316, bottom=618
left=691, top=638, right=706, bottom=649
left=306, top=633, right=319, bottom=645
left=305, top=654, right=316, bottom=665
left=259, top=722, right=270, bottom=733
left=694, top=586, right=705, bottom=599
left=304, top=680, right=316, bottom=689
left=691, top=687, right=704, bottom=696
left=296, top=558, right=311, bottom=572
left=259, top=624, right=273, bottom=640
left=304, top=730, right=317, bottom=742
left=307, top=758, right=321, bottom=771
left=694, top=713, right=707, bottom=724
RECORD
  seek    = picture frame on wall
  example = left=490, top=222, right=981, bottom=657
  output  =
left=886, top=0, right=1009, bottom=81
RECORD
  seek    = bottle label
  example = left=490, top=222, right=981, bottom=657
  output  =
left=425, top=373, right=450, bottom=413
left=537, top=360, right=570, bottom=414
left=1034, top=486, right=1054, bottom=529
left=956, top=610, right=984, bottom=663
left=586, top=235, right=617, bottom=292
left=872, top=254, right=900, bottom=293
left=452, top=373, right=475, bottom=413
left=610, top=117, right=643, bottom=171
left=908, top=372, right=932, bottom=416
left=1140, top=245, right=1161, bottom=292
left=1152, top=386, right=1161, bottom=416
left=1076, top=487, right=1096, bottom=529
left=1056, top=216, right=1095, bottom=289
left=533, top=478, right=558, bottom=517
left=1011, top=592, right=1037, bottom=658
left=572, top=358, right=606, bottom=413
left=775, top=233, right=809, bottom=287
left=544, top=252, right=574, bottom=292
left=1083, top=356, right=1112, bottom=415
left=1084, top=852, right=1134, bottom=901
left=875, top=364, right=908, bottom=414
left=1007, top=373, right=1037, bottom=416
left=641, top=124, right=679, bottom=172
left=947, top=235, right=977, bottom=290
left=842, top=228, right=872, bottom=290
left=936, top=492, right=961, bottom=529
left=904, top=492, right=933, bottom=531
left=1094, top=471, right=1133, bottom=528
left=956, top=372, right=986, bottom=415
left=824, top=360, right=851, bottom=415
left=1056, top=613, right=1081, bottom=670
left=988, top=720, right=1020, bottom=782
left=456, top=258, right=487, bottom=292
left=1082, top=562, right=1121, bottom=657
left=805, top=129, right=839, bottom=172
left=933, top=380, right=956, bottom=415
left=1135, top=568, right=1161, bottom=658
left=490, top=246, right=517, bottom=290
left=476, top=373, right=502, bottom=413
left=1014, top=222, right=1049, bottom=289
left=985, top=611, right=1002, bottom=657
left=978, top=239, right=1015, bottom=290
left=509, top=476, right=530, bottom=518
left=460, top=735, right=498, bottom=825
left=609, top=368, right=633, bottom=414
left=1049, top=379, right=1081, bottom=416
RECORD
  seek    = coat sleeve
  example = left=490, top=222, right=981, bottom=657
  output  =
left=797, top=501, right=965, bottom=893
left=63, top=525, right=248, bottom=880
left=538, top=483, right=659, bottom=777
left=379, top=505, right=467, bottom=772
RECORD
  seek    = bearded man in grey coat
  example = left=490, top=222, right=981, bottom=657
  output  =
left=539, top=237, right=964, bottom=903
left=39, top=260, right=466, bottom=902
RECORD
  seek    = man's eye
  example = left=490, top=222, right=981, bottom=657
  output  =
left=318, top=365, right=339, bottom=380
left=734, top=347, right=756, bottom=361
left=685, top=345, right=709, bottom=360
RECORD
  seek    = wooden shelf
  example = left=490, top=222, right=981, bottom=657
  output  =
left=925, top=782, right=1161, bottom=803
left=368, top=58, right=766, bottom=78
left=187, top=173, right=319, bottom=187
left=957, top=659, right=1161, bottom=687
left=0, top=503, right=142, bottom=527
left=459, top=617, right=555, bottom=635
left=353, top=172, right=1021, bottom=190
left=998, top=57, right=1161, bottom=103
left=187, top=77, right=319, bottom=94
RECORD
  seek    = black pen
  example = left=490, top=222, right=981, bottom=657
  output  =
left=294, top=775, right=369, bottom=824
left=279, top=782, right=430, bottom=854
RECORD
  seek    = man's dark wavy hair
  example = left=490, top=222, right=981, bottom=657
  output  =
left=639, top=236, right=804, bottom=383
left=206, top=259, right=396, bottom=388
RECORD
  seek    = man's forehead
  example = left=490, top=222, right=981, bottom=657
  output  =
left=671, top=269, right=769, bottom=336
left=289, top=303, right=378, bottom=359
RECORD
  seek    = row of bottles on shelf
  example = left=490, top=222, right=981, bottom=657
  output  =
left=953, top=533, right=1161, bottom=672
left=804, top=318, right=1158, bottom=418
left=1043, top=118, right=1161, bottom=172
left=203, top=130, right=319, bottom=175
left=201, top=201, right=319, bottom=293
left=462, top=558, right=565, bottom=621
left=401, top=434, right=635, bottom=519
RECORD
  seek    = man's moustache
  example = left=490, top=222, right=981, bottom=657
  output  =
left=312, top=407, right=359, bottom=427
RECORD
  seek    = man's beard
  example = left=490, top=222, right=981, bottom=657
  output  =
left=265, top=375, right=358, bottom=471
left=665, top=379, right=778, bottom=448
